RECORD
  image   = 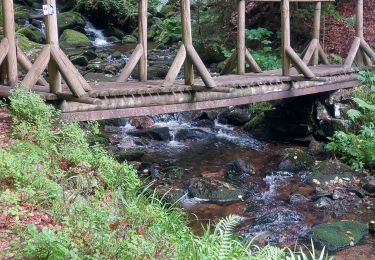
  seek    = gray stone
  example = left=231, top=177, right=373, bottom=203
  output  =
left=278, top=148, right=315, bottom=172
left=226, top=159, right=256, bottom=182
left=70, top=55, right=88, bottom=66
left=218, top=109, right=251, bottom=126
left=174, top=128, right=215, bottom=142
left=127, top=127, right=171, bottom=141
left=306, top=160, right=354, bottom=184
left=313, top=197, right=333, bottom=210
left=188, top=177, right=245, bottom=202
left=363, top=179, right=375, bottom=193
left=308, top=139, right=326, bottom=156
left=290, top=193, right=309, bottom=204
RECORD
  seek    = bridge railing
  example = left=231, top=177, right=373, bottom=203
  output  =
left=0, top=0, right=374, bottom=99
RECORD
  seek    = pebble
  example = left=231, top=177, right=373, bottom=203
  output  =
left=332, top=189, right=343, bottom=200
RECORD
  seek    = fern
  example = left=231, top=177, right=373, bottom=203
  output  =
left=352, top=97, right=375, bottom=111
left=216, top=215, right=241, bottom=260
left=346, top=109, right=362, bottom=122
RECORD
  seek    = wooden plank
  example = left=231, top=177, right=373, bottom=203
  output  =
left=51, top=47, right=88, bottom=97
left=245, top=49, right=262, bottom=73
left=221, top=50, right=237, bottom=75
left=163, top=45, right=186, bottom=87
left=17, top=50, right=49, bottom=86
left=186, top=45, right=216, bottom=88
left=139, top=0, right=148, bottom=81
left=237, top=0, right=246, bottom=75
left=63, top=80, right=357, bottom=122
left=281, top=0, right=291, bottom=76
left=286, top=46, right=315, bottom=78
left=2, top=0, right=18, bottom=86
left=181, top=0, right=194, bottom=85
left=344, top=37, right=361, bottom=68
left=0, top=38, right=9, bottom=65
left=303, top=39, right=318, bottom=65
left=44, top=0, right=61, bottom=93
left=22, top=45, right=51, bottom=89
left=312, top=1, right=322, bottom=65
left=52, top=47, right=92, bottom=91
left=116, top=44, right=143, bottom=82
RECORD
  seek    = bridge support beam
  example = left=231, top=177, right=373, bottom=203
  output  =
left=22, top=0, right=91, bottom=98
left=302, top=1, right=329, bottom=65
left=117, top=0, right=148, bottom=82
left=163, top=0, right=217, bottom=89
left=222, top=0, right=262, bottom=75
left=344, top=0, right=375, bottom=68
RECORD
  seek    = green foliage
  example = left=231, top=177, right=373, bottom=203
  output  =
left=223, top=27, right=281, bottom=72
left=327, top=70, right=375, bottom=172
left=153, top=15, right=182, bottom=46
left=1, top=88, right=332, bottom=259
left=24, top=225, right=77, bottom=260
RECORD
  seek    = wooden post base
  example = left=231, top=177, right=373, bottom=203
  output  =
left=21, top=45, right=91, bottom=97
left=221, top=49, right=263, bottom=75
left=162, top=44, right=217, bottom=88
left=344, top=37, right=375, bottom=68
left=302, top=39, right=329, bottom=65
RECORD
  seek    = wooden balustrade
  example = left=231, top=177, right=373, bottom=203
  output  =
left=344, top=0, right=375, bottom=68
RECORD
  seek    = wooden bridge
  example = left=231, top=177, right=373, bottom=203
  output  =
left=0, top=0, right=374, bottom=121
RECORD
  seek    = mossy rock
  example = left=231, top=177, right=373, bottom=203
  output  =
left=306, top=160, right=354, bottom=184
left=103, top=27, right=125, bottom=39
left=16, top=34, right=42, bottom=61
left=57, top=11, right=86, bottom=32
left=311, top=221, right=368, bottom=251
left=163, top=166, right=185, bottom=180
left=14, top=4, right=34, bottom=23
left=278, top=148, right=315, bottom=172
left=122, top=35, right=137, bottom=44
left=189, top=177, right=245, bottom=202
left=116, top=149, right=145, bottom=162
left=17, top=25, right=45, bottom=44
left=59, top=29, right=92, bottom=49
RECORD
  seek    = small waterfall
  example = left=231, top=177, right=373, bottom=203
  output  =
left=84, top=22, right=109, bottom=47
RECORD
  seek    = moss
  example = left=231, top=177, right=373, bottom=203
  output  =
left=189, top=177, right=245, bottom=202
left=306, top=160, right=354, bottom=184
left=311, top=221, right=368, bottom=251
left=16, top=34, right=42, bottom=61
left=59, top=29, right=92, bottom=49
left=14, top=4, right=34, bottom=22
left=57, top=11, right=86, bottom=32
left=17, top=26, right=45, bottom=44
left=278, top=148, right=315, bottom=172
left=122, top=35, right=137, bottom=44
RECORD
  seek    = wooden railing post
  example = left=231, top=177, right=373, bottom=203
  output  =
left=2, top=0, right=18, bottom=86
left=44, top=0, right=62, bottom=93
left=237, top=0, right=246, bottom=75
left=312, top=1, right=321, bottom=65
left=281, top=0, right=291, bottom=76
left=139, top=0, right=147, bottom=82
left=344, top=0, right=375, bottom=68
left=117, top=0, right=148, bottom=83
left=181, top=0, right=194, bottom=85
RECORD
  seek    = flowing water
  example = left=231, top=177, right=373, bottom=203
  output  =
left=103, top=112, right=375, bottom=255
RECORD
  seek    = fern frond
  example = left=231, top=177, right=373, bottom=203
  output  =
left=346, top=109, right=362, bottom=121
left=216, top=215, right=241, bottom=260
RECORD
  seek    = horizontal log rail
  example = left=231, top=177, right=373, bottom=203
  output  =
left=0, top=0, right=374, bottom=117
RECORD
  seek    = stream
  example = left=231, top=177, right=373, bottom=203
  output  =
left=102, top=111, right=375, bottom=258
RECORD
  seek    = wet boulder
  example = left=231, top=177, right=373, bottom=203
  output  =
left=162, top=166, right=185, bottom=180
left=225, top=159, right=255, bottom=182
left=59, top=29, right=92, bottom=49
left=115, top=148, right=145, bottom=162
left=129, top=116, right=154, bottom=129
left=57, top=11, right=86, bottom=33
left=154, top=184, right=187, bottom=204
left=188, top=177, right=245, bottom=203
left=310, top=221, right=368, bottom=251
left=191, top=119, right=215, bottom=129
left=175, top=128, right=215, bottom=142
left=70, top=55, right=89, bottom=66
left=218, top=109, right=251, bottom=126
left=289, top=193, right=309, bottom=204
left=363, top=177, right=375, bottom=193
left=278, top=148, right=315, bottom=172
left=127, top=127, right=171, bottom=141
left=17, top=25, right=45, bottom=44
left=308, top=139, right=327, bottom=156
left=306, top=160, right=354, bottom=185
left=313, top=197, right=333, bottom=210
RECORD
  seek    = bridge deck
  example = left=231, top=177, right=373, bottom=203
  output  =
left=0, top=65, right=360, bottom=121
